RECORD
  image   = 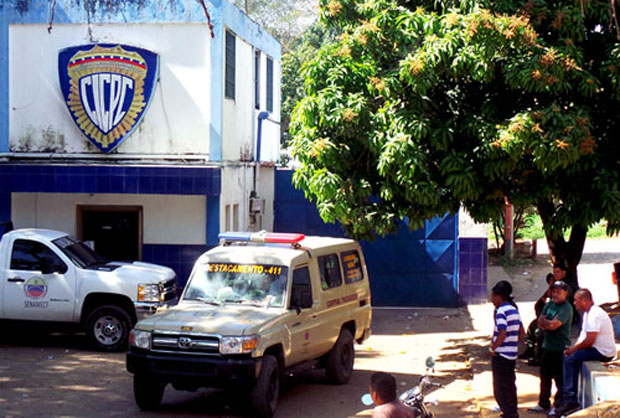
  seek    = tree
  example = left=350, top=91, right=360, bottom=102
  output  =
left=230, top=0, right=316, bottom=48
left=289, top=0, right=620, bottom=291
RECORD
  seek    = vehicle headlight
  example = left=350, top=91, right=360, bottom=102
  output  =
left=129, top=329, right=151, bottom=349
left=137, top=283, right=160, bottom=302
left=220, top=335, right=259, bottom=354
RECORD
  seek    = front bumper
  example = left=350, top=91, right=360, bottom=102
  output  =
left=134, top=296, right=178, bottom=320
left=126, top=349, right=260, bottom=388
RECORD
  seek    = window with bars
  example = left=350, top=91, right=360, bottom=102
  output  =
left=225, top=30, right=236, bottom=100
left=266, top=57, right=274, bottom=112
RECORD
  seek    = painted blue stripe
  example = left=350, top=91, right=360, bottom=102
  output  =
left=209, top=0, right=223, bottom=161
left=0, top=10, right=8, bottom=153
left=206, top=195, right=220, bottom=246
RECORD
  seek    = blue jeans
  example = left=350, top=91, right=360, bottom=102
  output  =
left=562, top=348, right=613, bottom=405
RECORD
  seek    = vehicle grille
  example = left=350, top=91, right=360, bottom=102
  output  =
left=151, top=331, right=220, bottom=355
left=160, top=278, right=178, bottom=302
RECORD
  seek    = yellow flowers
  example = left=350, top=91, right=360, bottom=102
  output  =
left=404, top=54, right=426, bottom=75
left=531, top=69, right=542, bottom=80
left=579, top=136, right=597, bottom=154
left=555, top=139, right=570, bottom=149
left=336, top=44, right=351, bottom=57
left=539, top=48, right=558, bottom=67
left=342, top=108, right=358, bottom=122
left=369, top=76, right=385, bottom=91
left=360, top=19, right=379, bottom=33
left=445, top=12, right=459, bottom=27
left=561, top=57, right=581, bottom=72
left=327, top=0, right=342, bottom=16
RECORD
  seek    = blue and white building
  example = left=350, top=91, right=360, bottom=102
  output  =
left=0, top=0, right=282, bottom=284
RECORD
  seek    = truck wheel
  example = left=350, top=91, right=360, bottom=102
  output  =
left=326, top=329, right=354, bottom=384
left=250, top=355, right=280, bottom=418
left=133, top=373, right=165, bottom=411
left=86, top=305, right=132, bottom=351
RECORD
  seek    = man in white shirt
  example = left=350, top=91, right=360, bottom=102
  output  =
left=555, top=288, right=617, bottom=416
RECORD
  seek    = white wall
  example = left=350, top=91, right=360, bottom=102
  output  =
left=9, top=24, right=211, bottom=155
left=219, top=164, right=274, bottom=232
left=11, top=193, right=206, bottom=244
left=221, top=31, right=280, bottom=163
left=222, top=33, right=254, bottom=162
left=458, top=207, right=488, bottom=238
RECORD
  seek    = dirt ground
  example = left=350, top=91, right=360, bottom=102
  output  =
left=1, top=238, right=619, bottom=418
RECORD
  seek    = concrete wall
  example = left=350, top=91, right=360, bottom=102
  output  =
left=219, top=164, right=275, bottom=232
left=12, top=192, right=206, bottom=245
left=10, top=24, right=212, bottom=155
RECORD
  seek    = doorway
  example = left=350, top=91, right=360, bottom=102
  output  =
left=77, top=205, right=142, bottom=261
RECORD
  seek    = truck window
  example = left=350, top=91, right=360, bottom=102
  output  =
left=341, top=250, right=364, bottom=283
left=10, top=239, right=68, bottom=273
left=290, top=266, right=312, bottom=309
left=317, top=254, right=342, bottom=290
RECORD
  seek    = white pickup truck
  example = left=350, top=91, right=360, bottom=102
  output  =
left=0, top=228, right=178, bottom=351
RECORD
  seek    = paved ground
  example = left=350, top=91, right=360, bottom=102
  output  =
left=0, top=238, right=618, bottom=418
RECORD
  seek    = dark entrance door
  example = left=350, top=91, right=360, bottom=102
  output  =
left=78, top=206, right=142, bottom=261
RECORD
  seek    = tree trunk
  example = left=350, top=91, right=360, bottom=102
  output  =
left=537, top=201, right=588, bottom=293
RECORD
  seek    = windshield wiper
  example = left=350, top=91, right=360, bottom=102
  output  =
left=224, top=299, right=263, bottom=307
left=195, top=297, right=221, bottom=306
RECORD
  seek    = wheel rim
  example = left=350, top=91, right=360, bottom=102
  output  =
left=93, top=315, right=123, bottom=346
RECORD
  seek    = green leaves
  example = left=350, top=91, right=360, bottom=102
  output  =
left=289, top=0, right=620, bottom=241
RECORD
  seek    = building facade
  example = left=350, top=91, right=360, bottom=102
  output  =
left=0, top=0, right=281, bottom=285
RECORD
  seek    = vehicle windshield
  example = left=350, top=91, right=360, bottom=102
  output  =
left=184, top=263, right=289, bottom=308
left=52, top=236, right=108, bottom=268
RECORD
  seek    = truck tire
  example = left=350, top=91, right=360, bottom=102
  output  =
left=326, top=329, right=354, bottom=384
left=250, top=354, right=280, bottom=418
left=85, top=305, right=132, bottom=351
left=133, top=373, right=165, bottom=411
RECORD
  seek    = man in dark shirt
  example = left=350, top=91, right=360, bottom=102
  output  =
left=528, top=281, right=572, bottom=415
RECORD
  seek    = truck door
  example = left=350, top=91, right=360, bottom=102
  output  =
left=3, top=239, right=76, bottom=321
left=287, top=266, right=321, bottom=365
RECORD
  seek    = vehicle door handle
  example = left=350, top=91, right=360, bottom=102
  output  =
left=8, top=277, right=25, bottom=283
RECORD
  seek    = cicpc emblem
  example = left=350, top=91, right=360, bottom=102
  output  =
left=58, top=44, right=159, bottom=153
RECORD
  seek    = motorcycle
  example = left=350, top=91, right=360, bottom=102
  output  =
left=362, top=357, right=442, bottom=418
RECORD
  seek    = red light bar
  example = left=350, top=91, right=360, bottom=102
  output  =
left=263, top=233, right=305, bottom=243
left=220, top=231, right=305, bottom=244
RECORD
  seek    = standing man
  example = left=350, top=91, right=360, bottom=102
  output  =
left=556, top=288, right=617, bottom=416
left=527, top=281, right=572, bottom=415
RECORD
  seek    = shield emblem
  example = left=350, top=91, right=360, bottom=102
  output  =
left=58, top=44, right=159, bottom=153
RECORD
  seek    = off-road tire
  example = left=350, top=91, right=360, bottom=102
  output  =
left=326, top=329, right=355, bottom=384
left=85, top=305, right=132, bottom=352
left=133, top=373, right=165, bottom=411
left=250, top=354, right=280, bottom=418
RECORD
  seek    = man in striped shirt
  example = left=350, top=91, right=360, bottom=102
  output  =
left=490, top=280, right=524, bottom=418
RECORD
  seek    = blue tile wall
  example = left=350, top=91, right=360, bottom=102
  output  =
left=274, top=169, right=460, bottom=307
left=0, top=164, right=221, bottom=195
left=142, top=244, right=211, bottom=288
left=458, top=237, right=488, bottom=304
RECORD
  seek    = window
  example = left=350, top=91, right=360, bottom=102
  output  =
left=341, top=250, right=364, bottom=283
left=254, top=50, right=261, bottom=109
left=225, top=30, right=236, bottom=99
left=11, top=239, right=68, bottom=273
left=290, top=266, right=312, bottom=309
left=318, top=254, right=342, bottom=289
left=266, top=57, right=274, bottom=112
